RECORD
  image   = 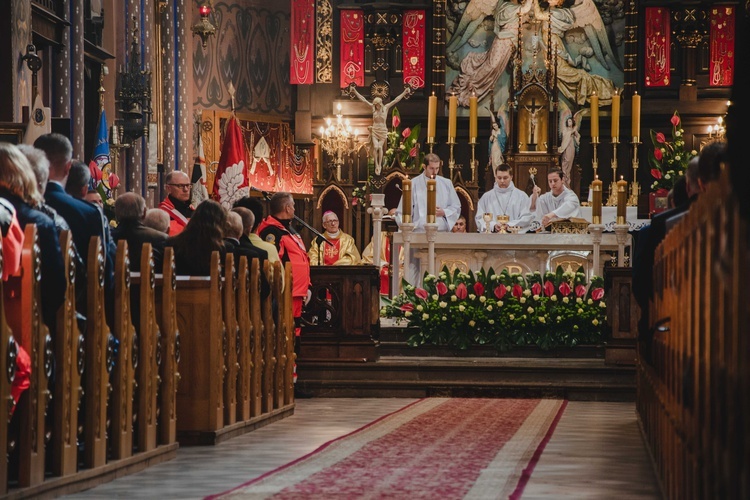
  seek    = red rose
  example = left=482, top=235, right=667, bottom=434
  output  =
left=436, top=282, right=448, bottom=296
left=531, top=283, right=542, bottom=296
left=559, top=282, right=571, bottom=296
left=473, top=282, right=484, bottom=296
left=653, top=148, right=663, bottom=161
left=455, top=283, right=468, bottom=300
left=402, top=127, right=411, bottom=139
left=591, top=287, right=605, bottom=301
left=109, top=173, right=120, bottom=189
left=655, top=132, right=666, bottom=144
left=415, top=287, right=428, bottom=300
left=494, top=285, right=507, bottom=299
left=575, top=284, right=587, bottom=297
left=670, top=113, right=680, bottom=127
left=400, top=303, right=414, bottom=312
left=512, top=284, right=523, bottom=298
left=392, top=114, right=401, bottom=128
left=651, top=168, right=662, bottom=180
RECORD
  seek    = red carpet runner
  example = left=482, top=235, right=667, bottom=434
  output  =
left=208, top=398, right=566, bottom=499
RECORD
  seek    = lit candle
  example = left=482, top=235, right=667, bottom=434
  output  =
left=427, top=92, right=437, bottom=139
left=402, top=178, right=412, bottom=223
left=468, top=93, right=478, bottom=141
left=426, top=179, right=436, bottom=223
left=631, top=92, right=641, bottom=140
left=448, top=93, right=457, bottom=141
left=592, top=176, right=602, bottom=224
left=611, top=90, right=620, bottom=140
left=616, top=176, right=627, bottom=224
left=590, top=92, right=599, bottom=138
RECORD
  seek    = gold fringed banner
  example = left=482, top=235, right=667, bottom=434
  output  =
left=403, top=10, right=426, bottom=88
left=644, top=7, right=670, bottom=87
left=340, top=10, right=364, bottom=87
left=315, top=0, right=333, bottom=83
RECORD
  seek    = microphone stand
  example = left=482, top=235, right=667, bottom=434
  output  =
left=251, top=186, right=335, bottom=247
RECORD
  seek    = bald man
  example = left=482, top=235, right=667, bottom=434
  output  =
left=308, top=210, right=361, bottom=265
left=159, top=170, right=194, bottom=235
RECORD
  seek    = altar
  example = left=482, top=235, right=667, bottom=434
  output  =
left=391, top=231, right=630, bottom=290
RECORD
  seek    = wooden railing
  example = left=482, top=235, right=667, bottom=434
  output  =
left=638, top=169, right=750, bottom=499
left=1, top=231, right=295, bottom=497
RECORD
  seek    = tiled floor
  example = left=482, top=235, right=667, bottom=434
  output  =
left=64, top=399, right=660, bottom=499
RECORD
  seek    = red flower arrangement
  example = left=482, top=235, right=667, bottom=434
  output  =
left=649, top=111, right=698, bottom=192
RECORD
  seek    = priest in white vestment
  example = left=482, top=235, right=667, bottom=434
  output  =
left=476, top=164, right=533, bottom=232
left=395, top=153, right=461, bottom=232
left=531, top=168, right=581, bottom=227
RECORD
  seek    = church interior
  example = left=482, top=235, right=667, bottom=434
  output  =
left=0, top=0, right=748, bottom=498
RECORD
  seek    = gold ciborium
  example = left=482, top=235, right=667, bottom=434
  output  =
left=496, top=215, right=510, bottom=234
left=483, top=212, right=492, bottom=234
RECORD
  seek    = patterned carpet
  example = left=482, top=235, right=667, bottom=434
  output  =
left=208, top=398, right=567, bottom=499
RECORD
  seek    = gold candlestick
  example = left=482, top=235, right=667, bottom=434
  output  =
left=605, top=138, right=619, bottom=206
left=469, top=138, right=477, bottom=182
left=447, top=137, right=456, bottom=181
left=628, top=138, right=641, bottom=206
left=426, top=136, right=435, bottom=154
left=591, top=136, right=599, bottom=180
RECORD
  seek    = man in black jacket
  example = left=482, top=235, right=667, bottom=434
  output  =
left=112, top=192, right=168, bottom=272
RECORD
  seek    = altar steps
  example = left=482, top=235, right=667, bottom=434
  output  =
left=297, top=329, right=636, bottom=401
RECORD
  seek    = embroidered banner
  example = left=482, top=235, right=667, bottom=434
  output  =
left=290, top=0, right=314, bottom=85
left=340, top=10, right=364, bottom=88
left=316, top=0, right=333, bottom=83
left=402, top=10, right=426, bottom=88
left=644, top=7, right=670, bottom=87
left=709, top=5, right=735, bottom=87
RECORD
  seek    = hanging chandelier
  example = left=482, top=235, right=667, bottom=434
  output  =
left=318, top=103, right=359, bottom=168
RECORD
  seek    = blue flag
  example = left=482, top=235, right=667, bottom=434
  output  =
left=89, top=111, right=114, bottom=195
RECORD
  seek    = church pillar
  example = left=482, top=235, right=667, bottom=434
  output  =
left=431, top=0, right=446, bottom=98
left=71, top=0, right=86, bottom=156
left=54, top=0, right=71, bottom=123
left=622, top=0, right=638, bottom=97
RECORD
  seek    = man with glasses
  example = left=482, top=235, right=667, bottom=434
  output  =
left=308, top=211, right=361, bottom=265
left=159, top=170, right=194, bottom=235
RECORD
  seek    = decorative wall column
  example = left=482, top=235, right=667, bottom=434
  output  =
left=623, top=0, right=638, bottom=96
left=672, top=8, right=708, bottom=101
left=71, top=0, right=86, bottom=156
left=431, top=0, right=446, bottom=98
left=161, top=0, right=177, bottom=186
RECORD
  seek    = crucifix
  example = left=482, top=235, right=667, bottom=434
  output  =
left=523, top=97, right=544, bottom=147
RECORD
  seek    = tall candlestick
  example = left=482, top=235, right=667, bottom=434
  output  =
left=426, top=179, right=436, bottom=223
left=611, top=90, right=620, bottom=140
left=631, top=92, right=641, bottom=140
left=616, top=176, right=627, bottom=224
left=427, top=92, right=437, bottom=139
left=592, top=176, right=602, bottom=224
left=448, top=94, right=457, bottom=141
left=402, top=178, right=412, bottom=222
left=469, top=93, right=478, bottom=140
left=590, top=93, right=599, bottom=138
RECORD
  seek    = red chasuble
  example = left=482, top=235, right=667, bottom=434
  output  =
left=323, top=238, right=342, bottom=266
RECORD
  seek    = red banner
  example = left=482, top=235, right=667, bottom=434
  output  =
left=644, top=8, right=670, bottom=87
left=402, top=10, right=426, bottom=88
left=710, top=5, right=735, bottom=87
left=213, top=117, right=250, bottom=209
left=290, top=0, right=314, bottom=85
left=340, top=10, right=364, bottom=87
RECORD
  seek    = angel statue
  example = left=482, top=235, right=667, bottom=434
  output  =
left=488, top=109, right=507, bottom=171
left=558, top=108, right=585, bottom=186
left=346, top=83, right=413, bottom=175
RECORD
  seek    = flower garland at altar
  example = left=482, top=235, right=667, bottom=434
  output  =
left=381, top=266, right=606, bottom=351
left=649, top=111, right=697, bottom=192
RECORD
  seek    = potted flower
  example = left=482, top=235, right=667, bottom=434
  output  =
left=648, top=111, right=697, bottom=215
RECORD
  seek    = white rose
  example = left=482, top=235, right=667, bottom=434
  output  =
left=497, top=300, right=504, bottom=307
left=486, top=305, right=493, bottom=311
left=416, top=305, right=423, bottom=312
left=527, top=306, right=534, bottom=313
left=489, top=319, right=495, bottom=325
left=563, top=297, right=569, bottom=303
left=469, top=294, right=476, bottom=300
left=458, top=305, right=465, bottom=312
left=479, top=296, right=487, bottom=303
left=451, top=296, right=457, bottom=302
left=439, top=301, right=447, bottom=308
left=592, top=319, right=599, bottom=326
left=599, top=301, right=606, bottom=308
left=469, top=320, right=476, bottom=327
left=432, top=294, right=438, bottom=301
left=533, top=294, right=540, bottom=301
left=550, top=295, right=558, bottom=302
left=405, top=311, right=412, bottom=317
left=509, top=314, right=515, bottom=320
left=520, top=297, right=527, bottom=304
left=538, top=316, right=546, bottom=323
left=422, top=313, right=429, bottom=320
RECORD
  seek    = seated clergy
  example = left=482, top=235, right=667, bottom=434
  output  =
left=451, top=215, right=467, bottom=233
left=475, top=163, right=533, bottom=232
left=530, top=168, right=581, bottom=227
left=308, top=211, right=361, bottom=265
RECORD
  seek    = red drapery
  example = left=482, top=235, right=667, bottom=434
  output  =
left=644, top=7, right=670, bottom=88
left=710, top=5, right=735, bottom=87
left=340, top=10, right=364, bottom=87
left=402, top=10, right=426, bottom=88
left=290, top=0, right=315, bottom=85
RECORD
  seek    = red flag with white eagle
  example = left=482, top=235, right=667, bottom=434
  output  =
left=213, top=116, right=249, bottom=209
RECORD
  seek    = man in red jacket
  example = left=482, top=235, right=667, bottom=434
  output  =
left=158, top=170, right=194, bottom=236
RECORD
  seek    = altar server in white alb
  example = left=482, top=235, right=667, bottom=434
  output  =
left=476, top=163, right=533, bottom=232
left=396, top=153, right=461, bottom=232
left=531, top=168, right=581, bottom=227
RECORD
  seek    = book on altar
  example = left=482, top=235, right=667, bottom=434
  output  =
left=547, top=217, right=591, bottom=234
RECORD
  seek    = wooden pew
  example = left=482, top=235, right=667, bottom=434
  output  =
left=0, top=240, right=17, bottom=494
left=135, top=243, right=158, bottom=452
left=110, top=240, right=135, bottom=459
left=273, top=261, right=286, bottom=409
left=249, top=259, right=262, bottom=418
left=155, top=247, right=179, bottom=445
left=52, top=230, right=81, bottom=475
left=4, top=225, right=50, bottom=487
left=223, top=253, right=238, bottom=426
left=236, top=256, right=252, bottom=422
left=283, top=263, right=295, bottom=405
left=261, top=260, right=276, bottom=414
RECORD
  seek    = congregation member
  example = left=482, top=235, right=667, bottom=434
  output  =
left=476, top=163, right=533, bottom=232
left=451, top=215, right=467, bottom=233
left=223, top=210, right=269, bottom=298
left=0, top=143, right=66, bottom=328
left=232, top=197, right=281, bottom=266
left=144, top=208, right=171, bottom=234
left=167, top=199, right=226, bottom=276
left=65, top=160, right=90, bottom=199
left=84, top=189, right=104, bottom=207
left=308, top=211, right=361, bottom=265
left=112, top=192, right=168, bottom=272
left=1, top=194, right=24, bottom=278
left=396, top=153, right=461, bottom=232
left=530, top=168, right=580, bottom=227
left=159, top=170, right=194, bottom=236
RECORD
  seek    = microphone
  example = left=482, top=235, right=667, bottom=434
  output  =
left=249, top=185, right=271, bottom=200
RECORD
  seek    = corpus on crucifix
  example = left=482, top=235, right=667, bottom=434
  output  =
left=523, top=98, right=544, bottom=147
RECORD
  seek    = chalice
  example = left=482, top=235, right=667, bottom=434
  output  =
left=483, top=212, right=493, bottom=234
left=496, top=215, right=510, bottom=234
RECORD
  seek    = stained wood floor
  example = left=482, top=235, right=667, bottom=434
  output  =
left=64, top=399, right=660, bottom=499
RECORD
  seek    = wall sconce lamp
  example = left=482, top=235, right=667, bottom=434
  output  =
left=116, top=17, right=152, bottom=145
left=191, top=2, right=216, bottom=48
